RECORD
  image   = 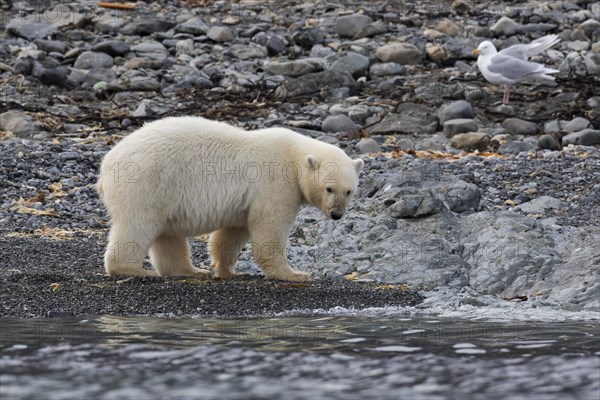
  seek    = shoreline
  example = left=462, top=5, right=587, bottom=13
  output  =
left=0, top=232, right=423, bottom=319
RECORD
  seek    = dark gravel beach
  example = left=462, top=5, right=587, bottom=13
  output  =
left=0, top=232, right=423, bottom=318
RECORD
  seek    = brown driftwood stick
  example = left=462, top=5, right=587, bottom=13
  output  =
left=97, top=2, right=136, bottom=10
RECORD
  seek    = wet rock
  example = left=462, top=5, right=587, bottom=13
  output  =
left=537, top=134, right=560, bottom=150
left=33, top=39, right=68, bottom=54
left=450, top=132, right=491, bottom=151
left=0, top=111, right=34, bottom=137
left=348, top=105, right=371, bottom=123
left=310, top=45, right=335, bottom=58
left=443, top=119, right=478, bottom=138
left=502, top=118, right=538, bottom=136
left=34, top=65, right=69, bottom=87
left=322, top=115, right=359, bottom=133
left=336, top=14, right=373, bottom=38
left=121, top=18, right=175, bottom=36
left=370, top=104, right=437, bottom=135
left=498, top=139, right=538, bottom=154
left=74, top=51, right=114, bottom=70
left=356, top=138, right=380, bottom=154
left=232, top=45, right=268, bottom=60
left=438, top=100, right=475, bottom=124
left=375, top=43, right=422, bottom=65
left=562, top=129, right=600, bottom=146
left=6, top=15, right=56, bottom=40
left=275, top=70, right=356, bottom=99
left=544, top=119, right=567, bottom=133
left=515, top=196, right=563, bottom=214
left=435, top=19, right=461, bottom=36
left=293, top=29, right=324, bottom=48
left=266, top=35, right=287, bottom=54
left=425, top=43, right=447, bottom=62
left=369, top=63, right=403, bottom=76
left=60, top=152, right=80, bottom=161
left=388, top=179, right=480, bottom=218
left=207, top=26, right=235, bottom=43
left=434, top=180, right=481, bottom=212
left=130, top=42, right=169, bottom=61
left=583, top=52, right=600, bottom=75
left=264, top=60, right=319, bottom=76
left=490, top=16, right=519, bottom=36
left=124, top=58, right=163, bottom=70
left=564, top=117, right=591, bottom=132
left=91, top=40, right=130, bottom=57
left=131, top=100, right=154, bottom=118
left=176, top=17, right=209, bottom=35
left=69, top=67, right=116, bottom=85
left=108, top=76, right=161, bottom=92
left=390, top=195, right=444, bottom=218
left=324, top=51, right=370, bottom=77
left=355, top=21, right=387, bottom=39
left=95, top=15, right=127, bottom=33
left=577, top=19, right=600, bottom=41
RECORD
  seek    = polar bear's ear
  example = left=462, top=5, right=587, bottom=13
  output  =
left=353, top=159, right=364, bottom=173
left=305, top=155, right=319, bottom=170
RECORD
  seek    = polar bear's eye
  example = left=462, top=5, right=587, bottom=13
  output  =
left=346, top=190, right=351, bottom=196
left=326, top=187, right=333, bottom=193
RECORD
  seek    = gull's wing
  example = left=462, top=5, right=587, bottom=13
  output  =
left=487, top=54, right=547, bottom=81
left=499, top=34, right=560, bottom=60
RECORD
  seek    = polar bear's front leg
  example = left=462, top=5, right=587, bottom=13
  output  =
left=248, top=217, right=311, bottom=282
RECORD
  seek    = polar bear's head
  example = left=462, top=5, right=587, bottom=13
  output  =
left=303, top=151, right=364, bottom=220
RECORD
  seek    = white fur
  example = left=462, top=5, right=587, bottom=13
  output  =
left=97, top=116, right=363, bottom=281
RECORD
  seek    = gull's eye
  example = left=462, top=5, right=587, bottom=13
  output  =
left=326, top=187, right=333, bottom=193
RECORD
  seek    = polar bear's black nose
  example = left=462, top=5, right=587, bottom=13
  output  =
left=331, top=211, right=342, bottom=220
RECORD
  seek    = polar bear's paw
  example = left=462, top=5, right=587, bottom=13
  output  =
left=190, top=267, right=213, bottom=279
left=267, top=271, right=311, bottom=282
left=215, top=270, right=244, bottom=279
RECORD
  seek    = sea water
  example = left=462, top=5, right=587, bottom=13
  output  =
left=1, top=311, right=599, bottom=399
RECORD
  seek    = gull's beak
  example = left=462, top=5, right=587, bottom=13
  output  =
left=472, top=49, right=480, bottom=55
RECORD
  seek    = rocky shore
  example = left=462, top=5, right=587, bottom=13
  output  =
left=1, top=0, right=599, bottom=317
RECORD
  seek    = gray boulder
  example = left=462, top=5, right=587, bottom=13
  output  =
left=322, top=115, right=359, bottom=133
left=0, top=111, right=35, bottom=137
left=91, top=40, right=130, bottom=57
left=356, top=138, right=380, bottom=154
left=324, top=52, right=370, bottom=77
left=336, top=14, right=373, bottom=38
left=375, top=43, right=422, bottom=64
left=275, top=70, right=357, bottom=99
left=562, top=129, right=600, bottom=146
left=207, top=26, right=235, bottom=42
left=176, top=17, right=209, bottom=35
left=443, top=119, right=478, bottom=137
left=502, top=118, right=539, bottom=136
left=438, top=100, right=475, bottom=124
left=264, top=60, right=319, bottom=77
left=74, top=51, right=114, bottom=70
left=369, top=103, right=437, bottom=135
left=514, top=196, right=563, bottom=214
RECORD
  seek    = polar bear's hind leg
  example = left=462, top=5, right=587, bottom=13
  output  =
left=150, top=234, right=212, bottom=278
left=209, top=227, right=250, bottom=279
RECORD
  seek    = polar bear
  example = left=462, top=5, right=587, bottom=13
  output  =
left=97, top=116, right=363, bottom=281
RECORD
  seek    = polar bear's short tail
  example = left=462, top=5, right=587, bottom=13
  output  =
left=95, top=177, right=104, bottom=196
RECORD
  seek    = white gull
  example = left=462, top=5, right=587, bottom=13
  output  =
left=472, top=34, right=560, bottom=104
